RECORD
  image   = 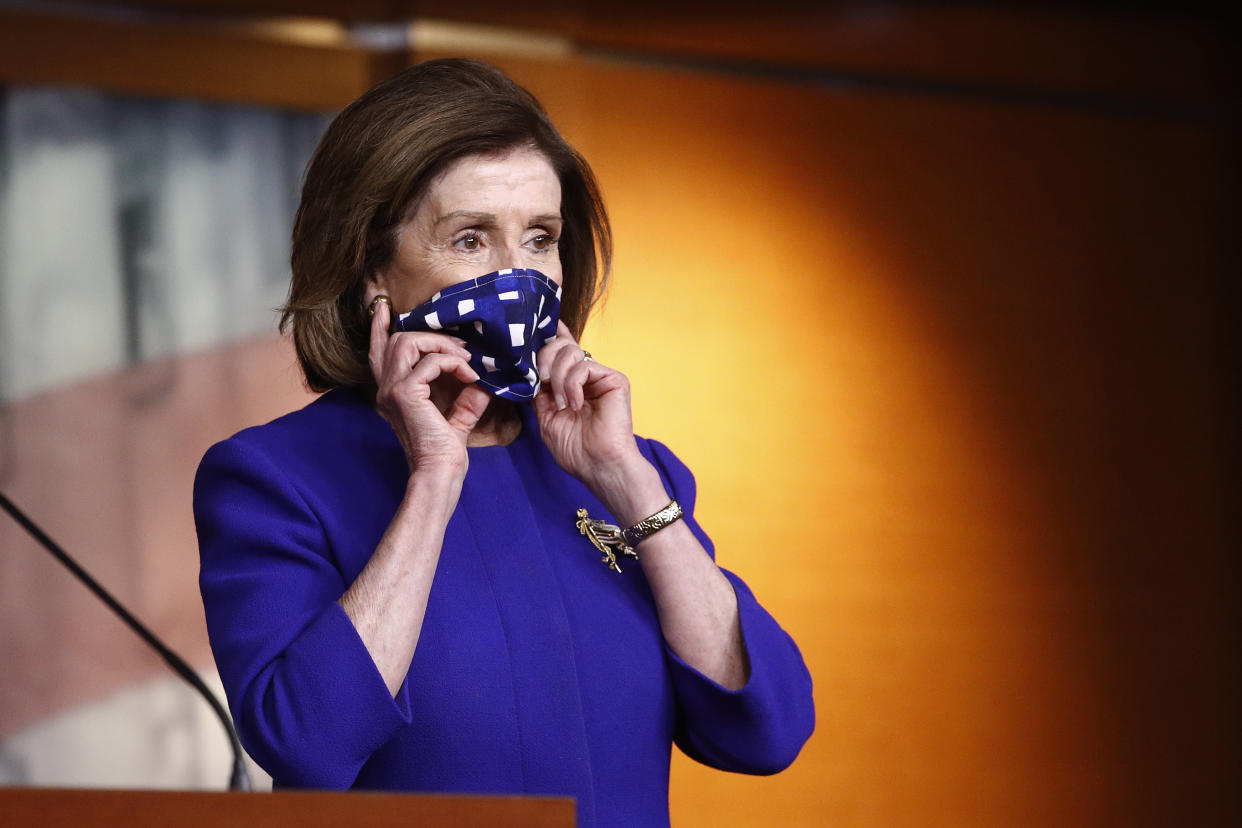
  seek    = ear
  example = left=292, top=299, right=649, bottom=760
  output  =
left=363, top=273, right=389, bottom=307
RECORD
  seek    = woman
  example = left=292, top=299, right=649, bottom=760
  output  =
left=195, top=58, right=813, bottom=826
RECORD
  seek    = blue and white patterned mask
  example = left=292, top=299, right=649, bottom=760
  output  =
left=396, top=268, right=562, bottom=401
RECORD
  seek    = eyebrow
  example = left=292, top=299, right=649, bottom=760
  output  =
left=433, top=211, right=491, bottom=227
left=433, top=210, right=563, bottom=227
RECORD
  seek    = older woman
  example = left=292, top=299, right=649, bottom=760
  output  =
left=194, top=58, right=813, bottom=826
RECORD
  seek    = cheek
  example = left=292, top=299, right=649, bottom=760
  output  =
left=535, top=248, right=564, bottom=285
left=386, top=259, right=470, bottom=310
left=544, top=259, right=564, bottom=286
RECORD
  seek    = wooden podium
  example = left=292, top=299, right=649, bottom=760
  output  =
left=1, top=787, right=575, bottom=827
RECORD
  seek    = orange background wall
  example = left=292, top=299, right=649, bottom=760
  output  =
left=487, top=55, right=1237, bottom=826
left=1, top=8, right=1237, bottom=827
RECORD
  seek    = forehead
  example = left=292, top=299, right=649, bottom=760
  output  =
left=424, top=147, right=561, bottom=212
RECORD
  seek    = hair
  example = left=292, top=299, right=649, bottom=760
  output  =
left=281, top=58, right=612, bottom=393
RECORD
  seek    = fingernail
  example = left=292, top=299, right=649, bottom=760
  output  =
left=556, top=395, right=566, bottom=410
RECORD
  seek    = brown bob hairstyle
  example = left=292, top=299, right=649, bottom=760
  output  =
left=281, top=58, right=612, bottom=393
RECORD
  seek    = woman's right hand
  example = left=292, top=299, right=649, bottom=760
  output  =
left=342, top=301, right=490, bottom=698
left=368, top=299, right=491, bottom=477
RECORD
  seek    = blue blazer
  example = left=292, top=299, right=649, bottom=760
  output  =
left=194, top=388, right=814, bottom=827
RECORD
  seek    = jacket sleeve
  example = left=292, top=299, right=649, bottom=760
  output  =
left=193, top=435, right=410, bottom=788
left=642, top=438, right=816, bottom=775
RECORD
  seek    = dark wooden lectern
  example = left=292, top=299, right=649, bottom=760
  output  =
left=1, top=787, right=575, bottom=827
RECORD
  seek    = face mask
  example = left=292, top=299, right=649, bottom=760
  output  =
left=395, top=268, right=562, bottom=401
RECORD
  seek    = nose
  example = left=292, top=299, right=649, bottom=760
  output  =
left=493, top=236, right=529, bottom=272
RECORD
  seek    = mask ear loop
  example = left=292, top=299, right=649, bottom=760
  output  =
left=367, top=294, right=392, bottom=317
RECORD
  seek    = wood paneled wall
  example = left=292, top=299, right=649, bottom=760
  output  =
left=0, top=5, right=1236, bottom=826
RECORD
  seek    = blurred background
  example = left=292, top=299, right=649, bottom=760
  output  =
left=0, top=2, right=1237, bottom=825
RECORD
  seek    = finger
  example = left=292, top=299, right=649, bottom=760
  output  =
left=368, top=299, right=392, bottom=384
left=537, top=335, right=569, bottom=382
left=405, top=352, right=480, bottom=388
left=563, top=356, right=596, bottom=411
left=387, top=331, right=472, bottom=364
left=533, top=386, right=555, bottom=422
left=565, top=355, right=623, bottom=411
left=547, top=336, right=587, bottom=411
left=386, top=329, right=470, bottom=355
left=381, top=332, right=471, bottom=387
left=537, top=320, right=577, bottom=380
left=546, top=346, right=569, bottom=410
left=582, top=361, right=628, bottom=402
left=446, top=385, right=491, bottom=436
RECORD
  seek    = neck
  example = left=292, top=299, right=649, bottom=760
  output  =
left=467, top=398, right=522, bottom=446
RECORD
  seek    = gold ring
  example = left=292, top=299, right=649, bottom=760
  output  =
left=582, top=350, right=593, bottom=362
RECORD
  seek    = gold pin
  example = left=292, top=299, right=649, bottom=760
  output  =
left=575, top=508, right=639, bottom=573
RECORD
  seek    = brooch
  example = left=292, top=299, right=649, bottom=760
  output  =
left=575, top=508, right=639, bottom=573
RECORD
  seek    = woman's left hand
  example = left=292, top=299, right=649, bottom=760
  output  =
left=533, top=321, right=647, bottom=497
left=536, top=322, right=749, bottom=690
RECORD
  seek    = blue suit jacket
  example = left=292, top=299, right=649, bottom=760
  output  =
left=194, top=388, right=814, bottom=827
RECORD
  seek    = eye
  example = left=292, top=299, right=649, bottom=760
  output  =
left=531, top=234, right=558, bottom=251
left=458, top=233, right=481, bottom=251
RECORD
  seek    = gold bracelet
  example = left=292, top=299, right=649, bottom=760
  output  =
left=622, top=500, right=683, bottom=548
